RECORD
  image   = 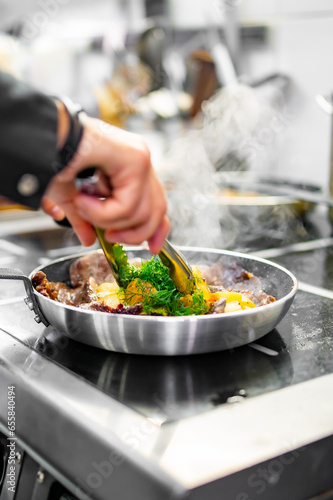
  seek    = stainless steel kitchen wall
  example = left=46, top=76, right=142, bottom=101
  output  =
left=1, top=0, right=332, bottom=188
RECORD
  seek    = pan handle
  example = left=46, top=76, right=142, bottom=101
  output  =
left=0, top=268, right=49, bottom=327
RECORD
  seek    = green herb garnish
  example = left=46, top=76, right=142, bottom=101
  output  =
left=118, top=254, right=209, bottom=316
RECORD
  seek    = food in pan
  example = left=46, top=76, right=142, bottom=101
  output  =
left=31, top=247, right=276, bottom=316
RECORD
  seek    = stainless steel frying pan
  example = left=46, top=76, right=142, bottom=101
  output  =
left=1, top=247, right=298, bottom=356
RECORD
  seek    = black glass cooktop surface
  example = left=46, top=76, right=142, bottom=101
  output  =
left=1, top=286, right=332, bottom=424
left=273, top=247, right=333, bottom=290
left=0, top=227, right=333, bottom=423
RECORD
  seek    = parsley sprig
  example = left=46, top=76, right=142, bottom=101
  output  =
left=118, top=252, right=209, bottom=316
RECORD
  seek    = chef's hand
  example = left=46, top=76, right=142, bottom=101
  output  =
left=42, top=106, right=170, bottom=254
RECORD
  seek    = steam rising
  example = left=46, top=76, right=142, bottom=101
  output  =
left=161, top=129, right=224, bottom=248
left=159, top=83, right=308, bottom=251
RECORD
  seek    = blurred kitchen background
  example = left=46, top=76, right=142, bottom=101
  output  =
left=1, top=0, right=333, bottom=253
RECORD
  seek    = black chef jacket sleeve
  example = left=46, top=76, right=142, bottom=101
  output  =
left=0, top=71, right=58, bottom=209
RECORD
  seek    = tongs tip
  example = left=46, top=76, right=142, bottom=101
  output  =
left=159, top=239, right=194, bottom=294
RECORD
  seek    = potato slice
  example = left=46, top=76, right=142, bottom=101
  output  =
left=97, top=282, right=119, bottom=297
left=97, top=282, right=121, bottom=308
left=102, top=294, right=121, bottom=309
left=224, top=300, right=242, bottom=313
left=240, top=295, right=256, bottom=309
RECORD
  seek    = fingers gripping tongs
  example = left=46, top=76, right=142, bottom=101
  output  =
left=76, top=173, right=193, bottom=293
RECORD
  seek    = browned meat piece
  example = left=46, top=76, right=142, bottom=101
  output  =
left=31, top=271, right=59, bottom=301
left=69, top=251, right=113, bottom=287
left=49, top=282, right=75, bottom=305
left=228, top=278, right=262, bottom=294
left=210, top=297, right=226, bottom=314
left=261, top=293, right=276, bottom=305
left=31, top=271, right=98, bottom=306
left=199, top=263, right=225, bottom=287
left=209, top=285, right=225, bottom=293
left=71, top=277, right=98, bottom=306
left=32, top=271, right=76, bottom=304
left=31, top=271, right=47, bottom=288
left=241, top=289, right=276, bottom=307
left=205, top=271, right=276, bottom=307
left=201, top=262, right=254, bottom=288
left=221, top=262, right=253, bottom=286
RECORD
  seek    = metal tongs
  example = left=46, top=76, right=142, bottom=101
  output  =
left=76, top=172, right=194, bottom=293
left=97, top=232, right=194, bottom=293
left=75, top=172, right=123, bottom=283
left=94, top=227, right=122, bottom=283
left=159, top=239, right=194, bottom=294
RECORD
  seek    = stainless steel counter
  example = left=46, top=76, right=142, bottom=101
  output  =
left=0, top=215, right=333, bottom=499
left=0, top=317, right=333, bottom=500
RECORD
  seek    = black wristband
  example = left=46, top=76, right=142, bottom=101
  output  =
left=53, top=97, right=85, bottom=174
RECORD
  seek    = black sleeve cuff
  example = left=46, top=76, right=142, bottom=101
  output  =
left=0, top=71, right=58, bottom=209
left=51, top=96, right=85, bottom=174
